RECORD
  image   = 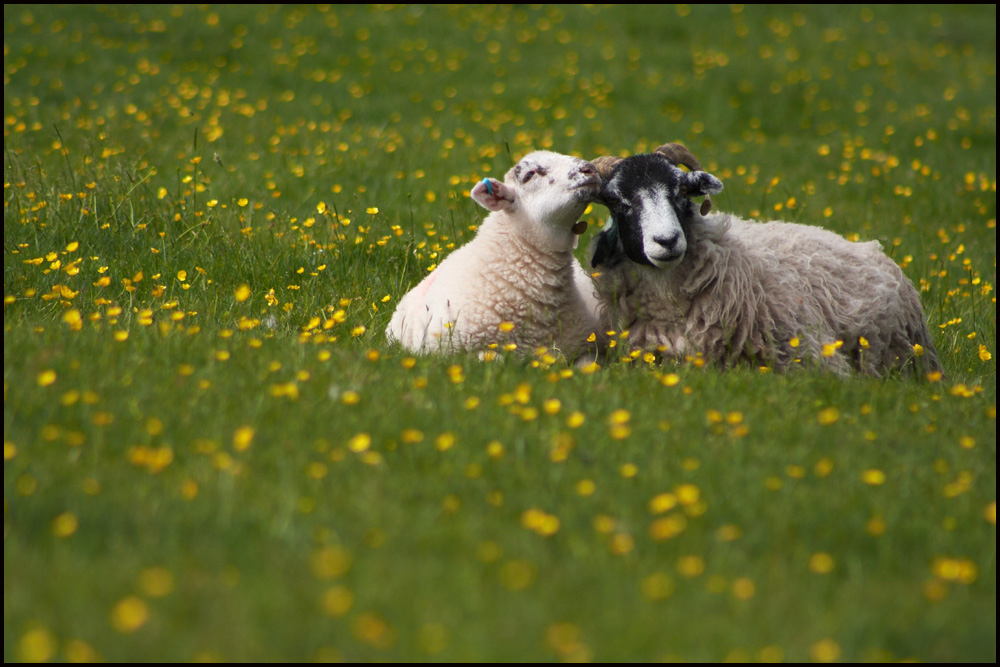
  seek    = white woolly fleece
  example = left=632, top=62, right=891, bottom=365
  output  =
left=387, top=217, right=601, bottom=357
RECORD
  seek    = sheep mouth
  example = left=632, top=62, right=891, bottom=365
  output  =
left=647, top=251, right=685, bottom=267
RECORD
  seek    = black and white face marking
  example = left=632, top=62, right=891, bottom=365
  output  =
left=628, top=184, right=686, bottom=267
left=600, top=154, right=723, bottom=268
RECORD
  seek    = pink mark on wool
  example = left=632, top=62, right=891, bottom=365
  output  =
left=414, top=271, right=437, bottom=304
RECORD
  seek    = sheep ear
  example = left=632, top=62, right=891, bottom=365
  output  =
left=471, top=178, right=516, bottom=212
left=589, top=223, right=621, bottom=269
left=680, top=171, right=724, bottom=197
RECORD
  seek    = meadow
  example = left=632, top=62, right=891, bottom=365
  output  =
left=4, top=4, right=996, bottom=662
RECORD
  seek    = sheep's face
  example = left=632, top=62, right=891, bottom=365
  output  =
left=597, top=155, right=723, bottom=269
left=472, top=151, right=601, bottom=232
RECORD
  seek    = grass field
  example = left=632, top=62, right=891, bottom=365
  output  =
left=4, top=5, right=996, bottom=662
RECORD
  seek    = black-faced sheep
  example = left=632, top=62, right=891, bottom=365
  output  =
left=588, top=143, right=943, bottom=377
left=386, top=150, right=604, bottom=360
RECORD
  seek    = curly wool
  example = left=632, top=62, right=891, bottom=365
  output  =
left=592, top=212, right=942, bottom=376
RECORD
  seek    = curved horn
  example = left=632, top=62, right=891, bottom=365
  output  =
left=590, top=155, right=623, bottom=179
left=654, top=142, right=713, bottom=215
left=654, top=142, right=704, bottom=172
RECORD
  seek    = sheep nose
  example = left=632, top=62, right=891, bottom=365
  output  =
left=653, top=232, right=681, bottom=251
left=578, top=163, right=596, bottom=176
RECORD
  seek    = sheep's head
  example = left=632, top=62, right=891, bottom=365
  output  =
left=590, top=144, right=723, bottom=269
left=471, top=151, right=601, bottom=243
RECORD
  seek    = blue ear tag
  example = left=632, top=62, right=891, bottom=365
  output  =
left=482, top=178, right=494, bottom=195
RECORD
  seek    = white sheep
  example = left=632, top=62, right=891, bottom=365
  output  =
left=587, top=143, right=943, bottom=377
left=386, top=150, right=604, bottom=361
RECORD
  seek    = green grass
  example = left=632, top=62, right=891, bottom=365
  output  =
left=4, top=4, right=996, bottom=662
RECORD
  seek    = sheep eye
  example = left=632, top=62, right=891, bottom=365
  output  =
left=522, top=170, right=536, bottom=183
